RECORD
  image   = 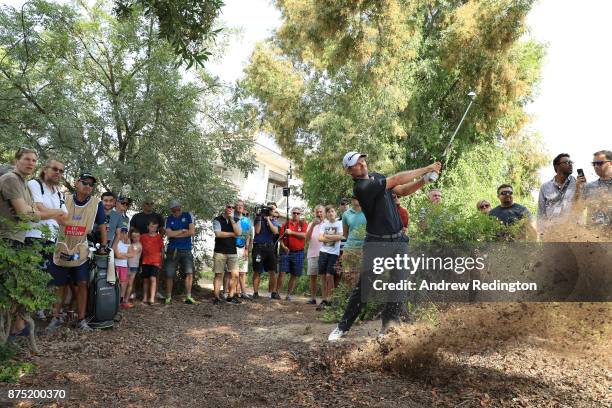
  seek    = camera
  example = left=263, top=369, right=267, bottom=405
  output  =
left=254, top=205, right=273, bottom=218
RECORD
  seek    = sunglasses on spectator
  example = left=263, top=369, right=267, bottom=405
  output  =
left=592, top=160, right=611, bottom=167
left=80, top=180, right=95, bottom=187
left=119, top=201, right=129, bottom=205
left=479, top=204, right=490, bottom=209
left=292, top=212, right=301, bottom=215
left=559, top=160, right=573, bottom=165
left=226, top=205, right=235, bottom=209
left=48, top=166, right=64, bottom=174
left=499, top=191, right=513, bottom=196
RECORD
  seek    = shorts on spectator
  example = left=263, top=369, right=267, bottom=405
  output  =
left=164, top=248, right=194, bottom=279
left=252, top=244, right=276, bottom=273
left=279, top=250, right=305, bottom=276
left=49, top=261, right=90, bottom=286
left=318, top=252, right=339, bottom=276
left=129, top=267, right=139, bottom=275
left=237, top=251, right=249, bottom=273
left=116, top=266, right=128, bottom=282
left=307, top=256, right=319, bottom=276
left=213, top=252, right=238, bottom=275
left=141, top=264, right=159, bottom=279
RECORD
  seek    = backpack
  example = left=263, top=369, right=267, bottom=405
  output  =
left=34, top=179, right=65, bottom=209
left=0, top=164, right=13, bottom=177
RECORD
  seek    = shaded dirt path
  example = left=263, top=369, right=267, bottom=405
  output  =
left=7, top=292, right=612, bottom=407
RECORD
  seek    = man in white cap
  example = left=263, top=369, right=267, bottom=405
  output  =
left=327, top=152, right=441, bottom=341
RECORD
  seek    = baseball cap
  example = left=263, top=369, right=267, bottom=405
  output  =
left=342, top=152, right=367, bottom=169
left=169, top=199, right=181, bottom=209
left=117, top=194, right=131, bottom=203
left=78, top=172, right=97, bottom=183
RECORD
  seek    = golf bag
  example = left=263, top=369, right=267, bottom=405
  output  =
left=86, top=253, right=120, bottom=329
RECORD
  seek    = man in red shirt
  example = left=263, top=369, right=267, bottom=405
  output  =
left=392, top=192, right=409, bottom=232
left=276, top=207, right=308, bottom=300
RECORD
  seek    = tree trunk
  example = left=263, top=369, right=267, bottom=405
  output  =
left=21, top=313, right=39, bottom=353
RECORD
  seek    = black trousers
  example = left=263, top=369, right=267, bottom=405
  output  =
left=337, top=234, right=408, bottom=332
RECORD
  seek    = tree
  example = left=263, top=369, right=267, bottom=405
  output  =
left=0, top=0, right=256, bottom=220
left=113, top=0, right=224, bottom=68
left=241, top=0, right=546, bottom=206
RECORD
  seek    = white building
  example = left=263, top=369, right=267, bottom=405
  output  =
left=214, top=138, right=306, bottom=217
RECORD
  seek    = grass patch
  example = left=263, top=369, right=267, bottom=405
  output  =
left=0, top=342, right=34, bottom=383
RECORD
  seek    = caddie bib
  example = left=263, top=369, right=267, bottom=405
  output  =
left=54, top=195, right=100, bottom=267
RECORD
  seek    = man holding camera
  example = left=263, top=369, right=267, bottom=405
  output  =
left=252, top=205, right=280, bottom=299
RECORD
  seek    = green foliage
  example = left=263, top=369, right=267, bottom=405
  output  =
left=404, top=140, right=543, bottom=243
left=0, top=223, right=55, bottom=345
left=242, top=0, right=546, bottom=207
left=114, top=0, right=224, bottom=68
left=0, top=342, right=34, bottom=383
left=0, top=360, right=34, bottom=383
left=0, top=0, right=256, bottom=221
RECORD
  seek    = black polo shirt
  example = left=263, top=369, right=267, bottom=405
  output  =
left=130, top=211, right=165, bottom=234
left=213, top=214, right=238, bottom=254
left=353, top=172, right=402, bottom=236
left=489, top=203, right=531, bottom=226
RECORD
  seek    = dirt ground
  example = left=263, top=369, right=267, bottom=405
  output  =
left=5, top=287, right=611, bottom=408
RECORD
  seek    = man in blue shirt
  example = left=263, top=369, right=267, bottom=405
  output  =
left=252, top=206, right=279, bottom=299
left=163, top=199, right=196, bottom=304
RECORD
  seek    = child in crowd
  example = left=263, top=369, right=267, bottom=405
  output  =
left=140, top=219, right=164, bottom=305
left=113, top=226, right=133, bottom=309
left=126, top=229, right=142, bottom=304
left=317, top=205, right=344, bottom=310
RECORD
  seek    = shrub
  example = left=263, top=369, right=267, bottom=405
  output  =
left=0, top=221, right=55, bottom=352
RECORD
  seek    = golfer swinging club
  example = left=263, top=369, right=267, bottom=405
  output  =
left=328, top=152, right=442, bottom=341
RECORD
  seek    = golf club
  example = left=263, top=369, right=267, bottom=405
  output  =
left=426, top=91, right=477, bottom=182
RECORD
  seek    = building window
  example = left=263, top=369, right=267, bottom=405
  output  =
left=266, top=180, right=285, bottom=204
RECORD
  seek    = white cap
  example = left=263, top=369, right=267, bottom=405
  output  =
left=342, top=151, right=367, bottom=168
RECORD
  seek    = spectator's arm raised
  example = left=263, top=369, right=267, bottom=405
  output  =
left=265, top=216, right=278, bottom=235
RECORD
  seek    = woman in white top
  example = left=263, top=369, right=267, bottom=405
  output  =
left=317, top=205, right=344, bottom=308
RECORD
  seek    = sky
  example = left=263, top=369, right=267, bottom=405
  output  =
left=2, top=0, right=609, bottom=182
left=208, top=0, right=610, bottom=184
